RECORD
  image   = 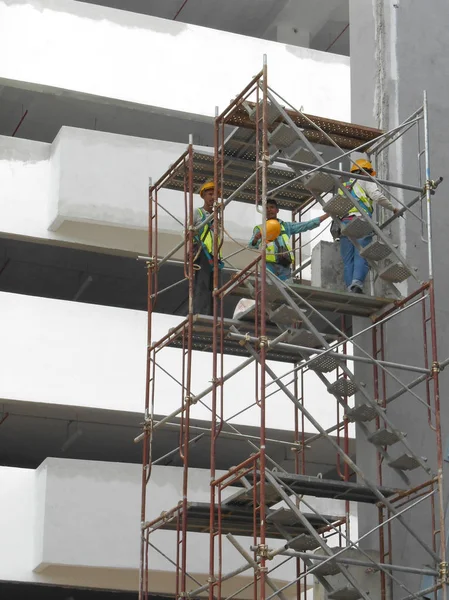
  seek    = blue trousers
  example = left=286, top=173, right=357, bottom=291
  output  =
left=340, top=234, right=372, bottom=289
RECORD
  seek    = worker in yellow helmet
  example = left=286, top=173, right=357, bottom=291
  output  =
left=249, top=199, right=330, bottom=281
left=192, top=180, right=223, bottom=315
left=338, top=158, right=399, bottom=294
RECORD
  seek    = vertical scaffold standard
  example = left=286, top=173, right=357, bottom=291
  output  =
left=137, top=60, right=447, bottom=600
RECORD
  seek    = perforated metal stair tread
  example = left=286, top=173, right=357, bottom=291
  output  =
left=269, top=123, right=300, bottom=149
left=303, top=172, right=335, bottom=193
left=328, top=379, right=359, bottom=397
left=266, top=507, right=340, bottom=527
left=379, top=262, right=413, bottom=283
left=388, top=454, right=421, bottom=471
left=341, top=217, right=374, bottom=238
left=368, top=429, right=402, bottom=446
left=360, top=239, right=392, bottom=261
left=269, top=304, right=302, bottom=327
left=346, top=404, right=379, bottom=422
left=309, top=353, right=340, bottom=373
left=323, top=194, right=355, bottom=218
left=328, top=587, right=362, bottom=600
left=247, top=100, right=279, bottom=125
left=311, top=548, right=343, bottom=576
left=224, top=482, right=283, bottom=507
left=287, top=534, right=321, bottom=551
left=287, top=328, right=324, bottom=349
left=288, top=146, right=318, bottom=165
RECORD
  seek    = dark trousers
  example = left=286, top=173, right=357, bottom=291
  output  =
left=193, top=251, right=222, bottom=316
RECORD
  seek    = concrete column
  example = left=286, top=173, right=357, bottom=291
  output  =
left=350, top=0, right=449, bottom=594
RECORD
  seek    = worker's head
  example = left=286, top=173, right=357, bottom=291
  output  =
left=199, top=181, right=215, bottom=212
left=350, top=158, right=377, bottom=177
left=266, top=199, right=279, bottom=220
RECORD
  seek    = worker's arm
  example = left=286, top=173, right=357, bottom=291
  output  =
left=364, top=182, right=398, bottom=214
left=284, top=214, right=330, bottom=236
left=249, top=225, right=262, bottom=248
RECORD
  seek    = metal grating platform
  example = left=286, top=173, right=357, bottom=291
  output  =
left=379, top=262, right=413, bottom=283
left=157, top=503, right=343, bottom=539
left=250, top=280, right=393, bottom=318
left=323, top=194, right=355, bottom=218
left=159, top=148, right=313, bottom=211
left=368, top=429, right=401, bottom=447
left=341, top=217, right=374, bottom=239
left=346, top=403, right=379, bottom=423
left=388, top=454, right=422, bottom=471
left=360, top=239, right=392, bottom=261
left=226, top=103, right=383, bottom=150
left=328, top=587, right=362, bottom=600
left=329, top=379, right=359, bottom=397
left=246, top=473, right=399, bottom=504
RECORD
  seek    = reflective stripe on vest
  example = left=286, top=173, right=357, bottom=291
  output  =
left=197, top=208, right=222, bottom=257
left=256, top=223, right=293, bottom=264
left=339, top=179, right=373, bottom=216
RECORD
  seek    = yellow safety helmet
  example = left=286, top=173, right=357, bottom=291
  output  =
left=266, top=219, right=281, bottom=242
left=350, top=159, right=376, bottom=176
left=199, top=181, right=215, bottom=197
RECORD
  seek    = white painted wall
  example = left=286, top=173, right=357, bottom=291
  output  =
left=0, top=127, right=328, bottom=264
left=0, top=458, right=356, bottom=593
left=0, top=291, right=352, bottom=435
left=0, top=0, right=350, bottom=123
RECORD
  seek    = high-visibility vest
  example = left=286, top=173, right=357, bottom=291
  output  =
left=255, top=222, right=293, bottom=264
left=196, top=208, right=222, bottom=258
left=339, top=179, right=373, bottom=216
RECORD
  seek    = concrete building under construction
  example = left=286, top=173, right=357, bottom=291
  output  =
left=0, top=2, right=448, bottom=600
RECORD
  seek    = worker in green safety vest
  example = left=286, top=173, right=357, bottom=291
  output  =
left=249, top=199, right=330, bottom=281
left=192, top=181, right=223, bottom=315
left=338, top=158, right=398, bottom=294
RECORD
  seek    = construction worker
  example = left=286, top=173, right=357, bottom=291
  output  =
left=249, top=199, right=330, bottom=281
left=192, top=180, right=223, bottom=315
left=339, top=159, right=399, bottom=294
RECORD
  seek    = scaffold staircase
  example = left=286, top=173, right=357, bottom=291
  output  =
left=242, top=96, right=417, bottom=295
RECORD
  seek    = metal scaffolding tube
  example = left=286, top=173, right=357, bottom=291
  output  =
left=241, top=337, right=440, bottom=562
left=275, top=156, right=423, bottom=194
left=227, top=332, right=430, bottom=375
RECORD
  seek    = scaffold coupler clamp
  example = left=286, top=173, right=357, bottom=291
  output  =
left=439, top=561, right=448, bottom=583
left=256, top=544, right=270, bottom=560
left=146, top=256, right=156, bottom=271
left=185, top=393, right=198, bottom=406
left=238, top=332, right=252, bottom=347
left=259, top=335, right=269, bottom=348
left=432, top=361, right=441, bottom=374
left=426, top=176, right=443, bottom=194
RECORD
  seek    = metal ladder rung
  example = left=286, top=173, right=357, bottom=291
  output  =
left=323, top=194, right=354, bottom=218
left=341, top=217, right=373, bottom=238
left=368, top=428, right=402, bottom=447
left=388, top=454, right=421, bottom=471
left=328, top=587, right=362, bottom=600
left=328, top=379, right=359, bottom=397
left=379, top=262, right=413, bottom=283
left=346, top=404, right=379, bottom=423
left=360, top=239, right=392, bottom=261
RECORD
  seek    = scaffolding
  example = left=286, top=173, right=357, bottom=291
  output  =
left=138, top=59, right=447, bottom=600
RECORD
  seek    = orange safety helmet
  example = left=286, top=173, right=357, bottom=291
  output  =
left=350, top=159, right=376, bottom=177
left=199, top=181, right=215, bottom=197
left=266, top=219, right=281, bottom=242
